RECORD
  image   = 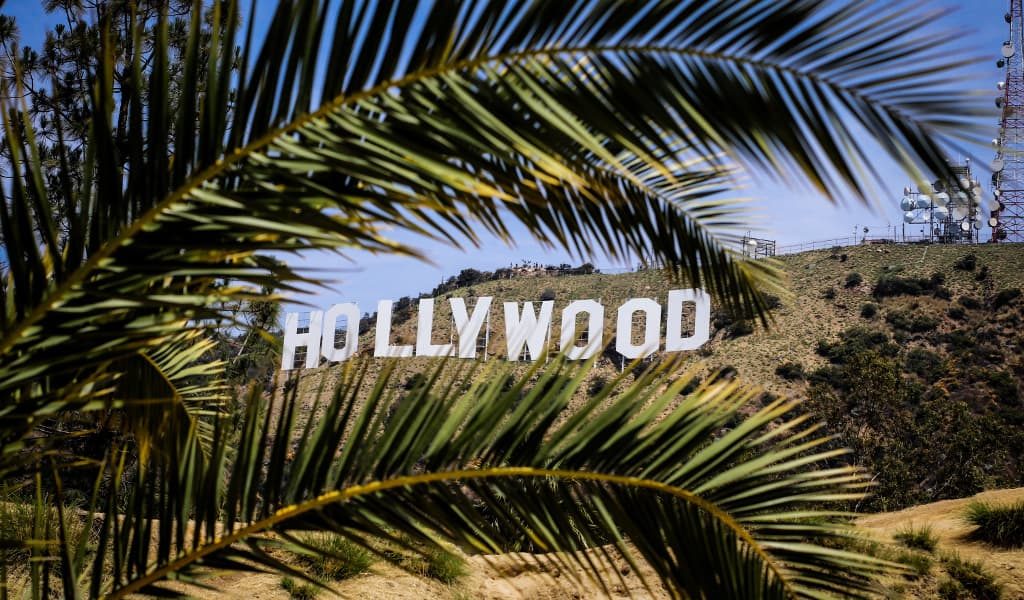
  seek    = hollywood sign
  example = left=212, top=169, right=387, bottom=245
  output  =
left=282, top=289, right=710, bottom=371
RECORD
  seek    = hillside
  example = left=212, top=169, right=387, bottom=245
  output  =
left=293, top=242, right=1024, bottom=512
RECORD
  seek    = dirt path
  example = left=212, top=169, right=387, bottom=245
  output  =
left=857, top=487, right=1024, bottom=599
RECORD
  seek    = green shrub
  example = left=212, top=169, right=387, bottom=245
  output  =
left=948, top=306, right=966, bottom=320
left=895, top=549, right=933, bottom=577
left=816, top=327, right=898, bottom=364
left=954, top=254, right=977, bottom=271
left=905, top=348, right=945, bottom=382
left=291, top=533, right=374, bottom=582
left=941, top=554, right=1003, bottom=600
left=860, top=302, right=878, bottom=319
left=281, top=577, right=319, bottom=600
left=775, top=362, right=805, bottom=381
left=728, top=320, right=754, bottom=337
left=959, top=296, right=982, bottom=310
left=822, top=287, right=837, bottom=300
left=416, top=548, right=467, bottom=584
left=984, top=370, right=1020, bottom=404
left=964, top=500, right=1024, bottom=548
left=938, top=577, right=970, bottom=600
left=539, top=288, right=556, bottom=301
left=588, top=374, right=608, bottom=397
left=893, top=524, right=938, bottom=552
left=992, top=288, right=1021, bottom=310
left=885, top=310, right=939, bottom=333
left=404, top=372, right=428, bottom=391
left=845, top=272, right=863, bottom=288
left=873, top=274, right=934, bottom=298
left=975, top=265, right=990, bottom=281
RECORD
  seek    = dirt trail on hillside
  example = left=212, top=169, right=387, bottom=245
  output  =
left=857, top=487, right=1024, bottom=599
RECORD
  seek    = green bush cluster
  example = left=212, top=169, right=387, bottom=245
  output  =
left=964, top=500, right=1024, bottom=548
left=873, top=274, right=943, bottom=298
left=992, top=288, right=1021, bottom=310
left=844, top=272, right=863, bottom=288
left=939, top=554, right=1003, bottom=600
left=774, top=362, right=805, bottom=381
left=860, top=302, right=878, bottom=319
left=954, top=254, right=977, bottom=271
left=885, top=310, right=939, bottom=333
left=805, top=325, right=1023, bottom=511
left=893, top=524, right=938, bottom=552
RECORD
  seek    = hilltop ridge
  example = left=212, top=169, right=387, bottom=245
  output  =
left=294, top=242, right=1024, bottom=511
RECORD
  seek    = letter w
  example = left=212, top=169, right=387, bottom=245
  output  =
left=504, top=301, right=553, bottom=361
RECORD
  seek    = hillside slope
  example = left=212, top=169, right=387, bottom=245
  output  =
left=294, top=243, right=1024, bottom=511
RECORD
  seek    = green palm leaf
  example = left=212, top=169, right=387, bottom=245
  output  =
left=78, top=357, right=891, bottom=599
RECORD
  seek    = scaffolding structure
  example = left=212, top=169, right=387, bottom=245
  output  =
left=992, top=0, right=1024, bottom=242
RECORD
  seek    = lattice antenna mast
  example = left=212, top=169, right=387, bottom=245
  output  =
left=992, top=0, right=1024, bottom=242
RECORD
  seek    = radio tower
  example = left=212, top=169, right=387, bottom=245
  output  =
left=992, top=0, right=1024, bottom=242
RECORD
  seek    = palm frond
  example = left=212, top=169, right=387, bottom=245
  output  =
left=61, top=356, right=893, bottom=599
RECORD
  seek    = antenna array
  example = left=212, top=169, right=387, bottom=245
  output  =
left=992, top=0, right=1024, bottom=242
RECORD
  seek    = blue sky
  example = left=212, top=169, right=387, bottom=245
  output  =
left=5, top=1, right=1010, bottom=314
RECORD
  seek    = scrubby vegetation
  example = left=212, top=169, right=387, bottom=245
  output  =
left=938, top=554, right=1003, bottom=600
left=775, top=362, right=805, bottom=381
left=964, top=501, right=1024, bottom=548
left=954, top=254, right=977, bottom=271
left=894, top=524, right=938, bottom=552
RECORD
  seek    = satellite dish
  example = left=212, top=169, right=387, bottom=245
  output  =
left=961, top=221, right=972, bottom=232
left=999, top=81, right=1007, bottom=90
left=994, top=188, right=1002, bottom=197
left=992, top=158, right=1005, bottom=171
left=1007, top=12, right=1013, bottom=23
left=915, top=195, right=932, bottom=209
left=993, top=138, right=1001, bottom=147
left=998, top=58, right=1006, bottom=68
left=1002, top=42, right=1015, bottom=58
left=989, top=217, right=1000, bottom=227
left=954, top=205, right=969, bottom=219
left=904, top=211, right=918, bottom=224
left=959, top=177, right=971, bottom=189
left=973, top=221, right=982, bottom=230
left=933, top=205, right=949, bottom=219
left=956, top=191, right=969, bottom=204
left=933, top=192, right=949, bottom=207
left=900, top=196, right=916, bottom=211
left=933, top=179, right=946, bottom=192
left=746, top=239, right=757, bottom=247
left=903, top=186, right=912, bottom=195
left=997, top=97, right=1005, bottom=108
left=988, top=197, right=1001, bottom=210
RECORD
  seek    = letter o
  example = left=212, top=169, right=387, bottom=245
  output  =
left=616, top=298, right=662, bottom=359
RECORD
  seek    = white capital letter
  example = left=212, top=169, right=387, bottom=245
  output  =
left=321, top=303, right=360, bottom=362
left=559, top=300, right=604, bottom=360
left=282, top=311, right=323, bottom=370
left=665, top=289, right=711, bottom=352
left=504, top=301, right=553, bottom=361
left=451, top=296, right=492, bottom=358
left=374, top=300, right=414, bottom=358
left=616, top=298, right=662, bottom=359
left=416, top=298, right=454, bottom=357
